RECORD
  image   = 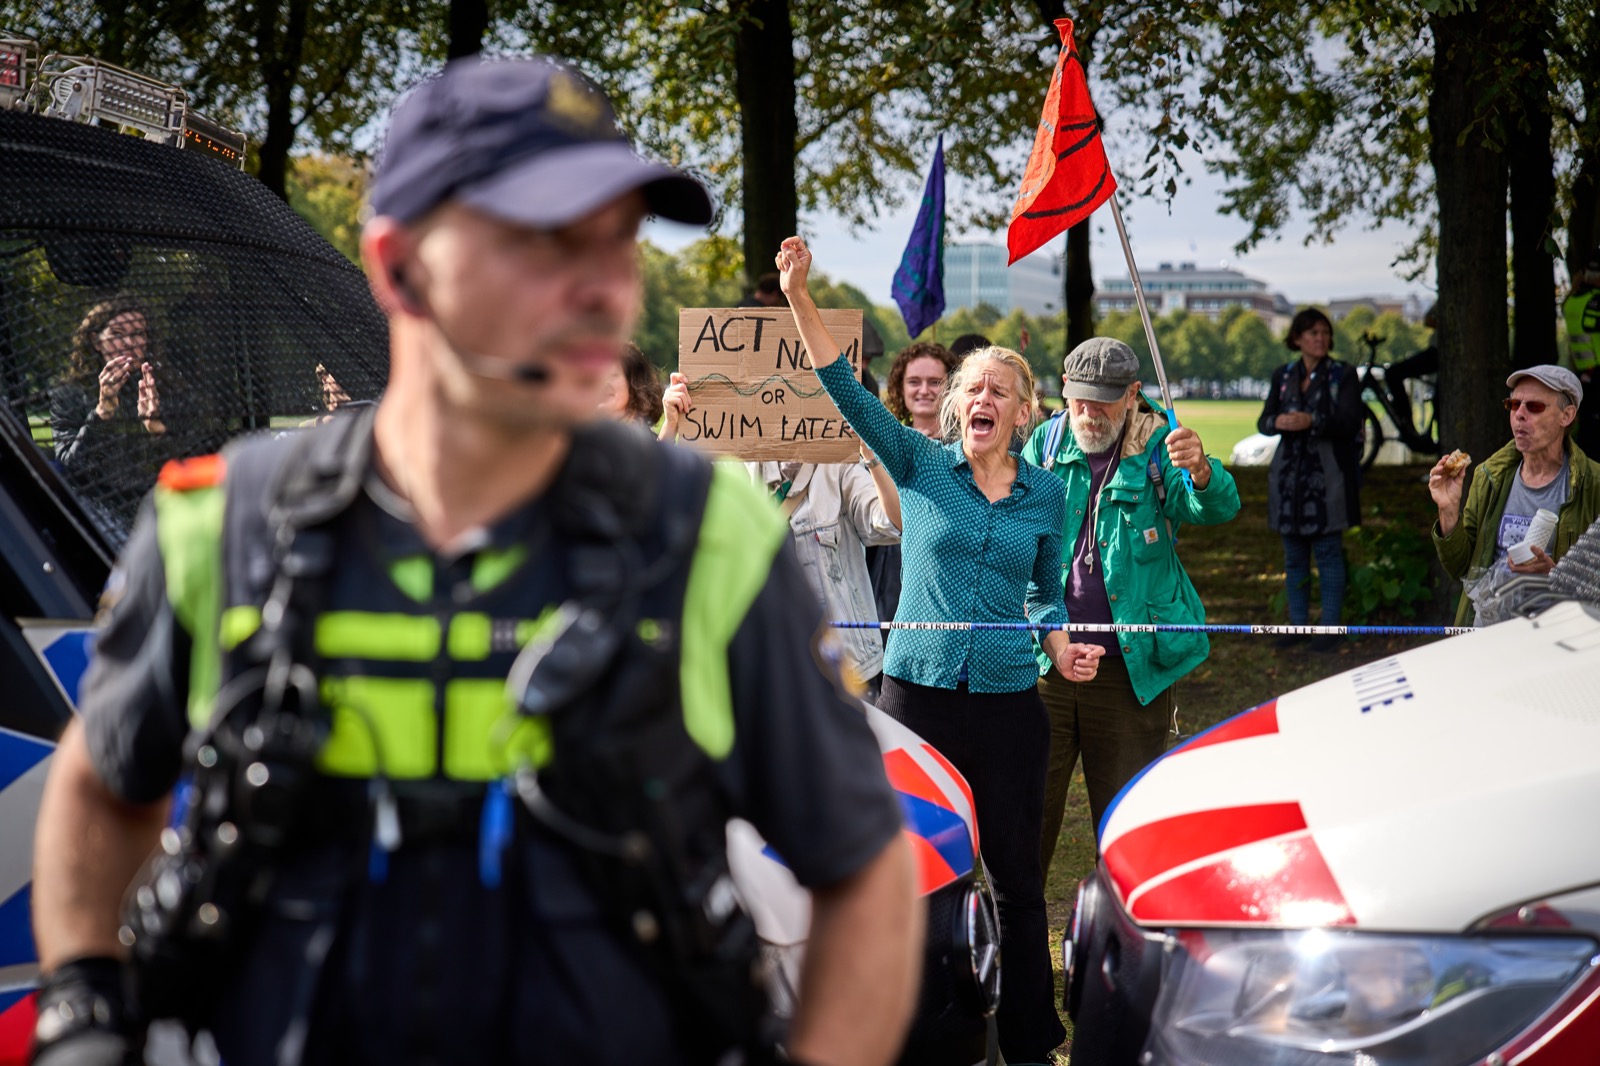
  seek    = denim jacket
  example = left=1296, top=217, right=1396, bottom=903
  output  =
left=746, top=461, right=901, bottom=682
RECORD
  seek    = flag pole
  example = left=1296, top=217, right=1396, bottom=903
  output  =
left=1108, top=193, right=1172, bottom=411
left=1108, top=191, right=1192, bottom=488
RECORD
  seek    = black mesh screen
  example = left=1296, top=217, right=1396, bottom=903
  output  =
left=0, top=107, right=387, bottom=552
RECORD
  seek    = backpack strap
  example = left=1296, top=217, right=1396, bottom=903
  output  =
left=215, top=408, right=373, bottom=682
left=127, top=415, right=369, bottom=1029
left=1146, top=425, right=1177, bottom=546
left=514, top=423, right=709, bottom=717
left=1041, top=410, right=1068, bottom=470
left=266, top=405, right=375, bottom=529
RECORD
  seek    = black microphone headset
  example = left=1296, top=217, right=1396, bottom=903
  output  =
left=390, top=266, right=552, bottom=384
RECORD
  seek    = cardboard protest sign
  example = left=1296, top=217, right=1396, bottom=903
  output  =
left=676, top=308, right=864, bottom=462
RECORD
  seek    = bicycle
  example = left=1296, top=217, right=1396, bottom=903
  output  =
left=1354, top=330, right=1439, bottom=470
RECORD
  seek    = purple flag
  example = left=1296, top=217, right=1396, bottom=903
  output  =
left=892, top=136, right=946, bottom=338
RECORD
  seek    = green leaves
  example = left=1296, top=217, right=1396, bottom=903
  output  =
left=508, top=1, right=1057, bottom=235
left=15, top=0, right=415, bottom=196
left=1345, top=518, right=1436, bottom=622
left=286, top=153, right=365, bottom=262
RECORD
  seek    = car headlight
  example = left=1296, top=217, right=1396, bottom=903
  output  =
left=1144, top=927, right=1597, bottom=1065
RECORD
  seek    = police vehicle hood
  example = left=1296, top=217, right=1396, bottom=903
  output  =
left=1099, top=601, right=1600, bottom=933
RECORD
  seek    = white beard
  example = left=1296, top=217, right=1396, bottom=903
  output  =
left=1071, top=409, right=1126, bottom=454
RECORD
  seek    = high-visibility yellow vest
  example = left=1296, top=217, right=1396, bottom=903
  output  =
left=1565, top=289, right=1599, bottom=373
left=151, top=430, right=787, bottom=784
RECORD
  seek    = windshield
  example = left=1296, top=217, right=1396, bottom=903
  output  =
left=0, top=107, right=387, bottom=553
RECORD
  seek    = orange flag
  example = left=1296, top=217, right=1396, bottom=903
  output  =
left=1007, top=18, right=1117, bottom=265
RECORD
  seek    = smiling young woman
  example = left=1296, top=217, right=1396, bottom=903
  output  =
left=885, top=341, right=958, bottom=437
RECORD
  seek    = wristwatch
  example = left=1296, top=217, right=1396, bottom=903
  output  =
left=860, top=455, right=881, bottom=471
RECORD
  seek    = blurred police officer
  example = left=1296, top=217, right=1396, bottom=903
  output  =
left=29, top=56, right=919, bottom=1066
left=1566, top=246, right=1600, bottom=457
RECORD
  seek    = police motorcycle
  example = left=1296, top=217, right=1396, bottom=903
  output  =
left=728, top=703, right=1001, bottom=1066
left=1062, top=519, right=1600, bottom=1066
left=0, top=50, right=1000, bottom=1064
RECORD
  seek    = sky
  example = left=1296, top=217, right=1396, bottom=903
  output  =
left=645, top=150, right=1435, bottom=314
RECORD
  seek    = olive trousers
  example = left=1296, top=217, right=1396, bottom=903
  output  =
left=1038, top=657, right=1174, bottom=874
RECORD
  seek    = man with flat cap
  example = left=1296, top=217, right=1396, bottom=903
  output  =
left=1431, top=363, right=1600, bottom=625
left=29, top=56, right=919, bottom=1066
left=1021, top=338, right=1239, bottom=864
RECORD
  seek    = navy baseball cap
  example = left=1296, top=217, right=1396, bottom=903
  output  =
left=369, top=56, right=712, bottom=227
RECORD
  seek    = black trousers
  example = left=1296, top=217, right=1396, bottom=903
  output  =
left=878, top=675, right=1065, bottom=1063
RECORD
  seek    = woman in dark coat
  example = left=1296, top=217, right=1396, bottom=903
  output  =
left=1257, top=307, right=1364, bottom=652
left=52, top=297, right=193, bottom=538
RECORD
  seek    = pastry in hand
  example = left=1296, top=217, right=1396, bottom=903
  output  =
left=1438, top=448, right=1472, bottom=476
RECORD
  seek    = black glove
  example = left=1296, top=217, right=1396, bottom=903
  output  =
left=29, top=957, right=135, bottom=1066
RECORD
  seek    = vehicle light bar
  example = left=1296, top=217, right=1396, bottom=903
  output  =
left=0, top=34, right=38, bottom=111
left=34, top=55, right=185, bottom=143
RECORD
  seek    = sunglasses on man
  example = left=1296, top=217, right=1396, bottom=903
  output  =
left=1503, top=398, right=1554, bottom=414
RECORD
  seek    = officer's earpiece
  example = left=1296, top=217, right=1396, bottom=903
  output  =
left=387, top=263, right=551, bottom=384
left=390, top=266, right=422, bottom=315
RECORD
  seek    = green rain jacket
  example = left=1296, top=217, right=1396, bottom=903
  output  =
left=1021, top=397, right=1241, bottom=704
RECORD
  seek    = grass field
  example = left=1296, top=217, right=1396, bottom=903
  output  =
left=1039, top=397, right=1434, bottom=468
left=1166, top=398, right=1266, bottom=458
left=1036, top=398, right=1267, bottom=459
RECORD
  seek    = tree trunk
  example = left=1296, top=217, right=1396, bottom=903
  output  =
left=1566, top=70, right=1600, bottom=284
left=1507, top=17, right=1556, bottom=370
left=1065, top=220, right=1095, bottom=353
left=447, top=0, right=490, bottom=59
left=1569, top=148, right=1599, bottom=283
left=734, top=0, right=798, bottom=292
left=1566, top=18, right=1600, bottom=282
left=253, top=0, right=308, bottom=202
left=1430, top=6, right=1509, bottom=468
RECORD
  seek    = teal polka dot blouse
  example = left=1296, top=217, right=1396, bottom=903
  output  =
left=817, top=359, right=1066, bottom=693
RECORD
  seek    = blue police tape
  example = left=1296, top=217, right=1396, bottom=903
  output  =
left=830, top=620, right=1475, bottom=637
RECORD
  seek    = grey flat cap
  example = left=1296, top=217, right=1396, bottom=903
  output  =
left=1062, top=337, right=1140, bottom=403
left=1507, top=364, right=1583, bottom=408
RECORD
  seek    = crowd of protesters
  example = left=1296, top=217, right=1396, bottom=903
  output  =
left=603, top=235, right=1600, bottom=1063
left=39, top=40, right=1600, bottom=1066
left=61, top=248, right=1600, bottom=1066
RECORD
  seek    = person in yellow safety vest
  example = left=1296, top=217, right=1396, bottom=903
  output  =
left=1566, top=245, right=1600, bottom=458
left=27, top=56, right=922, bottom=1066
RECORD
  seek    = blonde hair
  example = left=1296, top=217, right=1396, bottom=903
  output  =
left=937, top=346, right=1038, bottom=447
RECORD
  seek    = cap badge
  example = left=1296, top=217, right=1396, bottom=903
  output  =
left=546, top=70, right=611, bottom=134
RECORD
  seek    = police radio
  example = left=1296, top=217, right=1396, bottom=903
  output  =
left=120, top=659, right=327, bottom=1025
left=120, top=522, right=336, bottom=1027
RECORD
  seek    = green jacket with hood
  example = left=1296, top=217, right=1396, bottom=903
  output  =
left=1432, top=438, right=1600, bottom=625
left=1021, top=396, right=1241, bottom=704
